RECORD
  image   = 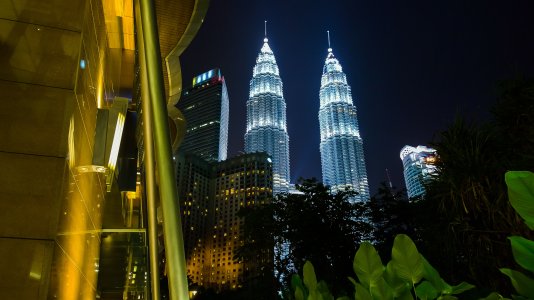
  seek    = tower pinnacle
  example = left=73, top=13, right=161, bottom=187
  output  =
left=327, top=30, right=332, bottom=53
left=264, top=20, right=268, bottom=43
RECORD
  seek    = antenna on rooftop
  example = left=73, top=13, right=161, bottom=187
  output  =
left=385, top=168, right=393, bottom=189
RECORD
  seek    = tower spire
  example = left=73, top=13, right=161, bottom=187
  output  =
left=327, top=30, right=332, bottom=52
left=264, top=20, right=268, bottom=43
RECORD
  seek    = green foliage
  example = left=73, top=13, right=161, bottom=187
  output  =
left=507, top=236, right=534, bottom=273
left=353, top=242, right=384, bottom=288
left=505, top=171, right=534, bottom=230
left=390, top=235, right=424, bottom=285
left=290, top=234, right=474, bottom=300
left=499, top=269, right=534, bottom=299
left=292, top=261, right=347, bottom=300
left=498, top=171, right=534, bottom=299
left=478, top=292, right=508, bottom=300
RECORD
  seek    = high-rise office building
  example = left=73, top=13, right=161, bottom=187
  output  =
left=177, top=69, right=229, bottom=162
left=175, top=152, right=273, bottom=291
left=245, top=34, right=290, bottom=195
left=400, top=145, right=437, bottom=199
left=318, top=41, right=370, bottom=202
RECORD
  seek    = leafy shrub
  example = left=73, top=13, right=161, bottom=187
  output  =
left=499, top=171, right=534, bottom=299
left=291, top=234, right=474, bottom=300
left=289, top=171, right=534, bottom=300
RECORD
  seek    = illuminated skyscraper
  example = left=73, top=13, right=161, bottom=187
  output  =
left=400, top=145, right=437, bottom=198
left=319, top=34, right=370, bottom=202
left=177, top=69, right=229, bottom=162
left=245, top=32, right=290, bottom=195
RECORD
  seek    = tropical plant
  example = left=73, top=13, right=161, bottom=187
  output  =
left=499, top=171, right=534, bottom=300
left=291, top=261, right=342, bottom=300
left=290, top=234, right=475, bottom=300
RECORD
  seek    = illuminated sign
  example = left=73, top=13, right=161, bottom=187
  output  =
left=192, top=69, right=220, bottom=87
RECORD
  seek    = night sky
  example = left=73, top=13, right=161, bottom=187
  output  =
left=180, top=0, right=534, bottom=195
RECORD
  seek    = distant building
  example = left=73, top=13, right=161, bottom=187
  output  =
left=400, top=145, right=437, bottom=198
left=177, top=69, right=229, bottom=162
left=175, top=152, right=273, bottom=291
left=318, top=42, right=370, bottom=202
left=245, top=34, right=290, bottom=195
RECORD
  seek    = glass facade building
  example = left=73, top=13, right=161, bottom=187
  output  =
left=400, top=145, right=437, bottom=199
left=177, top=69, right=229, bottom=162
left=245, top=36, right=290, bottom=195
left=319, top=47, right=370, bottom=202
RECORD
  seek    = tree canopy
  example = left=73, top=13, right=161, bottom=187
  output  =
left=412, top=79, right=534, bottom=294
left=237, top=178, right=372, bottom=298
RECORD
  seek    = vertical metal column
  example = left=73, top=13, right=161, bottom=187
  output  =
left=138, top=0, right=189, bottom=299
left=134, top=0, right=161, bottom=298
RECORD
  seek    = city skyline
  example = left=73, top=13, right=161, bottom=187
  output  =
left=180, top=0, right=534, bottom=194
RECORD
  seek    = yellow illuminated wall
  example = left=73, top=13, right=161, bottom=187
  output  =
left=48, top=0, right=126, bottom=298
left=0, top=0, right=132, bottom=298
left=0, top=0, right=108, bottom=298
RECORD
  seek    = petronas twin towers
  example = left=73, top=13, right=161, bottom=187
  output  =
left=245, top=29, right=369, bottom=201
left=244, top=36, right=291, bottom=194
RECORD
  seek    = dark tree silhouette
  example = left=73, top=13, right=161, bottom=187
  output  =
left=236, top=178, right=372, bottom=298
left=366, top=182, right=417, bottom=260
left=413, top=79, right=534, bottom=295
